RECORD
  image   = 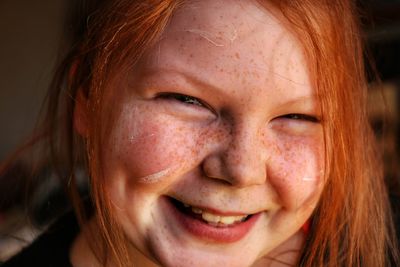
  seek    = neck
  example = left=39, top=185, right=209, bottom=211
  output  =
left=252, top=230, right=305, bottom=267
left=69, top=217, right=160, bottom=267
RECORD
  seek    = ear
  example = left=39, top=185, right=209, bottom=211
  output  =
left=74, top=89, right=89, bottom=138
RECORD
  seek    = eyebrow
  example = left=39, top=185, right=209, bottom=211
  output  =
left=140, top=66, right=318, bottom=107
left=140, top=67, right=233, bottom=99
left=274, top=97, right=321, bottom=117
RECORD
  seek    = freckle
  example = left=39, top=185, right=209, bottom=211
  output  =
left=220, top=15, right=223, bottom=19
left=219, top=68, right=224, bottom=72
left=189, top=53, right=194, bottom=58
left=235, top=52, right=240, bottom=59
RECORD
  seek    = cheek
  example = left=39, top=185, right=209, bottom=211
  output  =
left=266, top=135, right=324, bottom=209
left=104, top=105, right=206, bottom=187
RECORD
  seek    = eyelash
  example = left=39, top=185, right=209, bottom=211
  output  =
left=281, top=113, right=320, bottom=123
left=157, top=93, right=320, bottom=123
left=157, top=93, right=205, bottom=107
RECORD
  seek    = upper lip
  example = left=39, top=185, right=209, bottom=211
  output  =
left=169, top=196, right=259, bottom=216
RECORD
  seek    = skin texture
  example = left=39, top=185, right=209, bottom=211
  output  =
left=71, top=0, right=325, bottom=266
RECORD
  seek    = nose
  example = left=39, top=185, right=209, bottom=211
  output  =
left=202, top=123, right=267, bottom=187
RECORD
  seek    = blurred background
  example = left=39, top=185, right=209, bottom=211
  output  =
left=0, top=0, right=399, bottom=262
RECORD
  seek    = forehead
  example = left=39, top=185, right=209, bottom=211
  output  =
left=167, top=0, right=276, bottom=37
left=138, top=0, right=312, bottom=102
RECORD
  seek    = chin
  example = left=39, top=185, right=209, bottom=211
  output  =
left=152, top=247, right=259, bottom=267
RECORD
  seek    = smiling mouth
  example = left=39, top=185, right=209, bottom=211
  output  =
left=169, top=197, right=252, bottom=227
left=165, top=196, right=262, bottom=243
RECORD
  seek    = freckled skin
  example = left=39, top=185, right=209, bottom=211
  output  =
left=80, top=1, right=325, bottom=267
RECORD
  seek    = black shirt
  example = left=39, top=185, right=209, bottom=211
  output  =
left=2, top=212, right=79, bottom=267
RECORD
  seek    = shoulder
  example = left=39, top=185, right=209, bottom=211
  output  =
left=1, top=211, right=79, bottom=267
left=389, top=193, right=400, bottom=266
left=391, top=193, right=400, bottom=234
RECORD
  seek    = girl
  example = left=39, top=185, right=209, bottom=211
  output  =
left=2, top=0, right=399, bottom=266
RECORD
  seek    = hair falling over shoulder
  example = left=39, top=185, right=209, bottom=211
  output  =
left=2, top=0, right=398, bottom=266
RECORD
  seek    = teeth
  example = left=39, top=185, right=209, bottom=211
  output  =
left=220, top=215, right=240, bottom=225
left=201, top=211, right=247, bottom=225
left=221, top=215, right=248, bottom=224
left=202, top=212, right=221, bottom=223
left=183, top=201, right=248, bottom=225
left=191, top=207, right=203, bottom=214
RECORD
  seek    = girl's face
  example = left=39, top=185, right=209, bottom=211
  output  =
left=88, top=0, right=324, bottom=266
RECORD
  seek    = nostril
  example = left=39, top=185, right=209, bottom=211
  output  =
left=201, top=154, right=241, bottom=186
left=201, top=154, right=225, bottom=180
left=201, top=128, right=267, bottom=187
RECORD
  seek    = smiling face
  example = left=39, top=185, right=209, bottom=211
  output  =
left=88, top=0, right=325, bottom=266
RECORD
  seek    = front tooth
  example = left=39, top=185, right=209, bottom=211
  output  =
left=219, top=216, right=237, bottom=224
left=192, top=207, right=203, bottom=214
left=219, top=215, right=248, bottom=224
left=202, top=212, right=220, bottom=223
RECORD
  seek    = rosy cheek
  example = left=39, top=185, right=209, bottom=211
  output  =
left=106, top=105, right=204, bottom=186
left=266, top=135, right=324, bottom=209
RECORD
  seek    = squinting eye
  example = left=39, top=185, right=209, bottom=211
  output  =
left=157, top=93, right=204, bottom=107
left=282, top=113, right=320, bottom=123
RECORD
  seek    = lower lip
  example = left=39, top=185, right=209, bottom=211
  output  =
left=164, top=197, right=261, bottom=243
